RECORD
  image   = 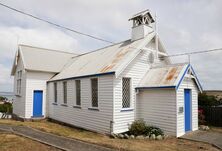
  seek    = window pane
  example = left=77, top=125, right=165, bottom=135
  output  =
left=54, top=83, right=57, bottom=103
left=16, top=79, right=21, bottom=95
left=122, top=78, right=131, bottom=108
left=75, top=80, right=81, bottom=106
left=91, top=78, right=98, bottom=107
left=19, top=80, right=21, bottom=94
left=16, top=70, right=22, bottom=95
left=63, top=82, right=67, bottom=104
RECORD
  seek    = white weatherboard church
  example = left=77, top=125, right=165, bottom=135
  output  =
left=11, top=10, right=202, bottom=137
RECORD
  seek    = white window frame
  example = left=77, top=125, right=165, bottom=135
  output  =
left=122, top=77, right=131, bottom=109
left=16, top=70, right=22, bottom=95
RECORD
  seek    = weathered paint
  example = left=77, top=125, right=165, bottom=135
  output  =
left=166, top=67, right=177, bottom=81
left=100, top=47, right=132, bottom=72
left=138, top=64, right=186, bottom=88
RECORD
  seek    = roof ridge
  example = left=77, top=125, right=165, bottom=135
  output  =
left=19, top=44, right=78, bottom=55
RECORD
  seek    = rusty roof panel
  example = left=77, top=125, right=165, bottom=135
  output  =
left=138, top=64, right=187, bottom=87
left=49, top=35, right=148, bottom=81
left=99, top=46, right=132, bottom=72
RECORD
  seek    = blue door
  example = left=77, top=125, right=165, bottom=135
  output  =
left=33, top=90, right=43, bottom=117
left=184, top=89, right=191, bottom=132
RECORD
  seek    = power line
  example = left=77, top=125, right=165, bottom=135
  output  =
left=0, top=2, right=115, bottom=44
left=163, top=48, right=222, bottom=58
left=1, top=2, right=222, bottom=57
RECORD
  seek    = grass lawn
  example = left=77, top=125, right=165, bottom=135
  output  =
left=0, top=133, right=61, bottom=151
left=0, top=119, right=220, bottom=151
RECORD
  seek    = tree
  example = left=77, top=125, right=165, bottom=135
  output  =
left=0, top=96, right=7, bottom=101
left=198, top=93, right=221, bottom=107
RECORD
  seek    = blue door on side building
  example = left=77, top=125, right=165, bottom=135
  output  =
left=184, top=89, right=191, bottom=132
left=33, top=90, right=43, bottom=117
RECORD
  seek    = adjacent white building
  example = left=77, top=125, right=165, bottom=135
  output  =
left=11, top=10, right=202, bottom=137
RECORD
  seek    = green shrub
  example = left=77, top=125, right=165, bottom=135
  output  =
left=129, top=120, right=164, bottom=136
left=0, top=96, right=7, bottom=101
left=144, top=126, right=164, bottom=136
left=129, top=120, right=146, bottom=136
left=0, top=103, right=12, bottom=114
left=198, top=93, right=221, bottom=107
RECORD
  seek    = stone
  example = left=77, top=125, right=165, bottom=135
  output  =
left=150, top=134, right=156, bottom=140
left=205, top=126, right=210, bottom=130
left=199, top=125, right=210, bottom=131
left=124, top=134, right=129, bottom=139
left=156, top=135, right=162, bottom=140
left=145, top=136, right=150, bottom=139
left=163, top=135, right=168, bottom=139
left=130, top=135, right=135, bottom=139
left=110, top=133, right=117, bottom=139
left=136, top=135, right=144, bottom=140
left=118, top=134, right=124, bottom=139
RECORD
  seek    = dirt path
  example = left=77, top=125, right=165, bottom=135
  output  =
left=0, top=124, right=114, bottom=151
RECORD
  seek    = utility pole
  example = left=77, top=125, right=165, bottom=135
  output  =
left=155, top=12, right=158, bottom=59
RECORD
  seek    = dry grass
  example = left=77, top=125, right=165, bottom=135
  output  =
left=0, top=119, right=220, bottom=151
left=210, top=126, right=222, bottom=133
left=0, top=133, right=60, bottom=151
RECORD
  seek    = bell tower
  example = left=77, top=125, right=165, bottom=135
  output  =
left=129, top=10, right=155, bottom=41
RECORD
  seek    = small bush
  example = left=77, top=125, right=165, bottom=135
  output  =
left=129, top=120, right=164, bottom=136
left=0, top=103, right=13, bottom=114
left=129, top=120, right=146, bottom=136
left=198, top=93, right=221, bottom=107
left=144, top=126, right=164, bottom=136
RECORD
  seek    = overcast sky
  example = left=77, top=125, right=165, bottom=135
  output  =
left=0, top=0, right=222, bottom=92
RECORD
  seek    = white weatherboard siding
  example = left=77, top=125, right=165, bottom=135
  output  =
left=176, top=77, right=198, bottom=137
left=113, top=49, right=151, bottom=133
left=48, top=75, right=113, bottom=134
left=136, top=89, right=177, bottom=136
left=25, top=71, right=55, bottom=118
left=13, top=57, right=26, bottom=118
left=113, top=40, right=167, bottom=133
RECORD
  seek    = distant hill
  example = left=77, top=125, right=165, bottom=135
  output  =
left=0, top=92, right=14, bottom=100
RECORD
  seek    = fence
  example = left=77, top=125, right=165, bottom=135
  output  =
left=200, top=106, right=222, bottom=126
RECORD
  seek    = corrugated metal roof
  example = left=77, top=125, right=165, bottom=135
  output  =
left=138, top=64, right=188, bottom=88
left=19, top=45, right=77, bottom=73
left=50, top=32, right=155, bottom=81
